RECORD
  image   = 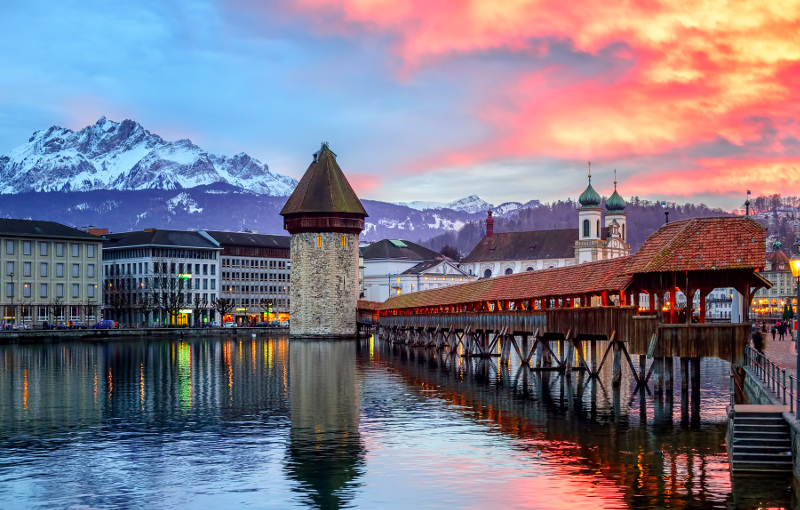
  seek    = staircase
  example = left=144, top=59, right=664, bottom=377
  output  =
left=729, top=405, right=793, bottom=473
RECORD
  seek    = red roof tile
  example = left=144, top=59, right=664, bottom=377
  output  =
left=378, top=216, right=767, bottom=312
left=626, top=217, right=766, bottom=273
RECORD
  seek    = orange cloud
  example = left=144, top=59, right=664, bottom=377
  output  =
left=280, top=0, right=800, bottom=201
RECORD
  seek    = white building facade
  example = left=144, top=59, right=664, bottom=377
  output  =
left=101, top=229, right=222, bottom=326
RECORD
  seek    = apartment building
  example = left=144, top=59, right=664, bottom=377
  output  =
left=0, top=219, right=102, bottom=327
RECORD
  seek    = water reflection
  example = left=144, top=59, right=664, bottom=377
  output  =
left=0, top=336, right=796, bottom=509
left=286, top=341, right=364, bottom=509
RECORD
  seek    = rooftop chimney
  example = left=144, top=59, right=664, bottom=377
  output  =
left=486, top=210, right=494, bottom=238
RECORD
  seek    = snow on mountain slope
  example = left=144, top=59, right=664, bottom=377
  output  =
left=445, top=195, right=493, bottom=214
left=0, top=117, right=297, bottom=195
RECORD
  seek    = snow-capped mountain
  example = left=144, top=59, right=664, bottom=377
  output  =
left=397, top=195, right=495, bottom=214
left=0, top=117, right=297, bottom=195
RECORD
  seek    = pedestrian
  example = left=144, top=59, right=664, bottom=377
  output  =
left=753, top=328, right=765, bottom=354
left=789, top=320, right=794, bottom=340
left=762, top=321, right=767, bottom=333
left=778, top=321, right=786, bottom=341
left=771, top=322, right=777, bottom=341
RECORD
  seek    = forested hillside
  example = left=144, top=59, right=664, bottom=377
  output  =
left=421, top=198, right=732, bottom=258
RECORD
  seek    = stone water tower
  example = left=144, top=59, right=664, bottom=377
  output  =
left=280, top=143, right=368, bottom=338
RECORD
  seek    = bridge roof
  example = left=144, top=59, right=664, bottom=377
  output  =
left=626, top=216, right=766, bottom=273
left=378, top=216, right=768, bottom=312
left=379, top=256, right=632, bottom=310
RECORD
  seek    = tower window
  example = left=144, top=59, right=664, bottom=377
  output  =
left=583, top=219, right=590, bottom=238
left=622, top=224, right=625, bottom=241
left=316, top=235, right=321, bottom=249
left=596, top=220, right=600, bottom=237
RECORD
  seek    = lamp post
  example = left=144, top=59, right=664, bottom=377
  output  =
left=9, top=272, right=14, bottom=328
left=789, top=247, right=800, bottom=420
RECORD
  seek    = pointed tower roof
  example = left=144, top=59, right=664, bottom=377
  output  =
left=605, top=170, right=626, bottom=212
left=280, top=143, right=368, bottom=235
left=578, top=163, right=601, bottom=208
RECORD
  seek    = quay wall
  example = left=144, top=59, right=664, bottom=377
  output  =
left=0, top=327, right=289, bottom=344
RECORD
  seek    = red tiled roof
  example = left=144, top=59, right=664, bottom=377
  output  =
left=626, top=217, right=766, bottom=273
left=379, top=257, right=632, bottom=311
left=379, top=216, right=767, bottom=312
left=357, top=300, right=382, bottom=311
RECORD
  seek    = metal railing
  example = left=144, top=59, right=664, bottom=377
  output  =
left=743, top=345, right=796, bottom=413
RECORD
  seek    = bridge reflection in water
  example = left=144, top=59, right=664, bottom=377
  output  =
left=365, top=335, right=796, bottom=509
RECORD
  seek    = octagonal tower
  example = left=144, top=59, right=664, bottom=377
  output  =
left=280, top=143, right=368, bottom=338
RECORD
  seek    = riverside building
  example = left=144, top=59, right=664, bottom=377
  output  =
left=101, top=229, right=221, bottom=326
left=0, top=219, right=102, bottom=328
left=203, top=230, right=291, bottom=325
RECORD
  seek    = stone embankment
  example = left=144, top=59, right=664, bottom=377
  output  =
left=0, top=326, right=288, bottom=343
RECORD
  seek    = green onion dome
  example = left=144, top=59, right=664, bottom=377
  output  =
left=605, top=189, right=626, bottom=212
left=579, top=178, right=601, bottom=208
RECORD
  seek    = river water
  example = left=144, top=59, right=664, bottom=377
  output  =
left=0, top=335, right=796, bottom=509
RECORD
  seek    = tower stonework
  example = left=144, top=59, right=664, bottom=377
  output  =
left=280, top=143, right=368, bottom=338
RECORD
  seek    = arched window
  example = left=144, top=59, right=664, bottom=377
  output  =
left=583, top=219, right=590, bottom=238
left=622, top=224, right=625, bottom=241
left=596, top=220, right=600, bottom=237
left=483, top=269, right=492, bottom=278
left=526, top=267, right=534, bottom=271
left=505, top=268, right=513, bottom=275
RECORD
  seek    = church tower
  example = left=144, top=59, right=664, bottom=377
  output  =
left=604, top=171, right=627, bottom=243
left=575, top=165, right=602, bottom=263
left=280, top=143, right=368, bottom=338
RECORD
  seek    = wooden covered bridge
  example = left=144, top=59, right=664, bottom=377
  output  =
left=358, top=217, right=770, bottom=392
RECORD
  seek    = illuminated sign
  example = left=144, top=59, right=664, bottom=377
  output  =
left=178, top=273, right=193, bottom=279
left=235, top=308, right=246, bottom=311
left=179, top=309, right=193, bottom=314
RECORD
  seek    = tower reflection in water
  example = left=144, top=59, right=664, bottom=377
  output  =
left=285, top=340, right=364, bottom=508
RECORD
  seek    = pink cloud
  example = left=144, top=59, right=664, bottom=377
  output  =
left=267, top=1, right=800, bottom=200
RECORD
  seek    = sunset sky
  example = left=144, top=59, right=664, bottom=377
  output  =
left=2, top=0, right=798, bottom=211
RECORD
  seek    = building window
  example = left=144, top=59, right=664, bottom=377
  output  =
left=72, top=264, right=79, bottom=278
left=40, top=284, right=47, bottom=298
left=40, top=242, right=48, bottom=256
left=87, top=244, right=95, bottom=258
left=210, top=265, right=215, bottom=276
left=87, top=264, right=94, bottom=278
left=583, top=219, right=590, bottom=238
left=38, top=306, right=47, bottom=321
left=483, top=269, right=492, bottom=278
left=56, top=243, right=64, bottom=257
left=23, top=262, right=31, bottom=277
left=505, top=268, right=513, bottom=275
left=596, top=220, right=600, bottom=237
left=56, top=284, right=64, bottom=298
left=5, top=240, right=13, bottom=255
left=210, top=280, right=215, bottom=290
left=23, top=283, right=31, bottom=298
left=622, top=224, right=626, bottom=241
left=342, top=235, right=346, bottom=248
left=40, top=263, right=47, bottom=277
left=72, top=284, right=79, bottom=298
left=316, top=236, right=321, bottom=249
left=6, top=261, right=13, bottom=276
left=71, top=244, right=79, bottom=257
left=56, top=263, right=64, bottom=277
left=88, top=284, right=95, bottom=298
left=23, top=241, right=31, bottom=255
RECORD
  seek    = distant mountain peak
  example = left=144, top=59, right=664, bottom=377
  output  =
left=0, top=117, right=297, bottom=196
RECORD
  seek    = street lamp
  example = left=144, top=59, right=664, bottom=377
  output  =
left=789, top=246, right=800, bottom=420
left=9, top=272, right=14, bottom=328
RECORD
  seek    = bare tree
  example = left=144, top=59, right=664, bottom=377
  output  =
left=192, top=293, right=208, bottom=326
left=212, top=297, right=235, bottom=320
left=48, top=297, right=65, bottom=324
